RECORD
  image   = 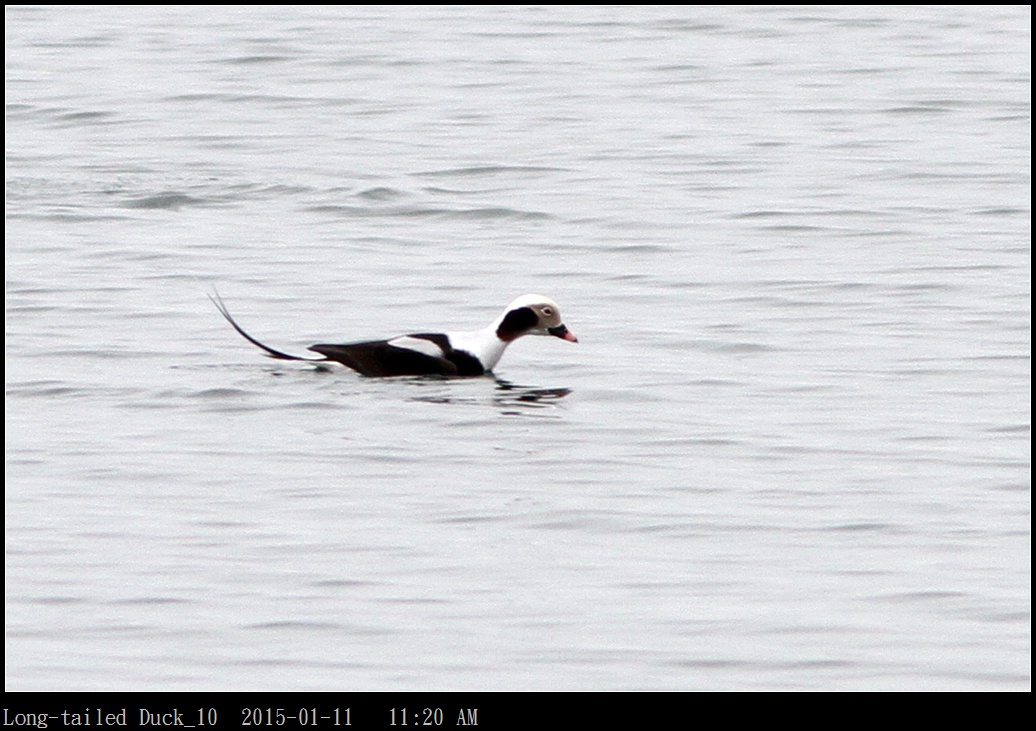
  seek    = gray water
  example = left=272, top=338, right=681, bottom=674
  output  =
left=5, top=5, right=1030, bottom=691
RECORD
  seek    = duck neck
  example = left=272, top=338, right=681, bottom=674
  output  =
left=446, top=326, right=511, bottom=373
left=474, top=325, right=510, bottom=371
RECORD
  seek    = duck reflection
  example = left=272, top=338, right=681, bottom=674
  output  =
left=408, top=375, right=571, bottom=414
left=492, top=377, right=572, bottom=409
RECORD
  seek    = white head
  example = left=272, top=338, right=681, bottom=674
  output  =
left=444, top=294, right=577, bottom=373
left=494, top=294, right=578, bottom=343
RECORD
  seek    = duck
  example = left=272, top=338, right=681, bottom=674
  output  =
left=211, top=293, right=577, bottom=377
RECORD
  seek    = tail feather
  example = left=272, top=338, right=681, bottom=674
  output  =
left=209, top=292, right=323, bottom=362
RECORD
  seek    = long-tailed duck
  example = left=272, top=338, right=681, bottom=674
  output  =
left=211, top=293, right=577, bottom=377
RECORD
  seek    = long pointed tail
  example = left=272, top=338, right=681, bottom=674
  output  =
left=209, top=292, right=323, bottom=362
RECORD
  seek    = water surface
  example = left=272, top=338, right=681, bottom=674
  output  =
left=5, top=5, right=1030, bottom=691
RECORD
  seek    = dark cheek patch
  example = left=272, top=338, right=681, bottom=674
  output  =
left=496, top=307, right=539, bottom=341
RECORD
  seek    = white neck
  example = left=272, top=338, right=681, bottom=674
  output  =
left=447, top=326, right=510, bottom=371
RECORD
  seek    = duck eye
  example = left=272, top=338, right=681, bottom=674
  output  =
left=542, top=307, right=553, bottom=317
